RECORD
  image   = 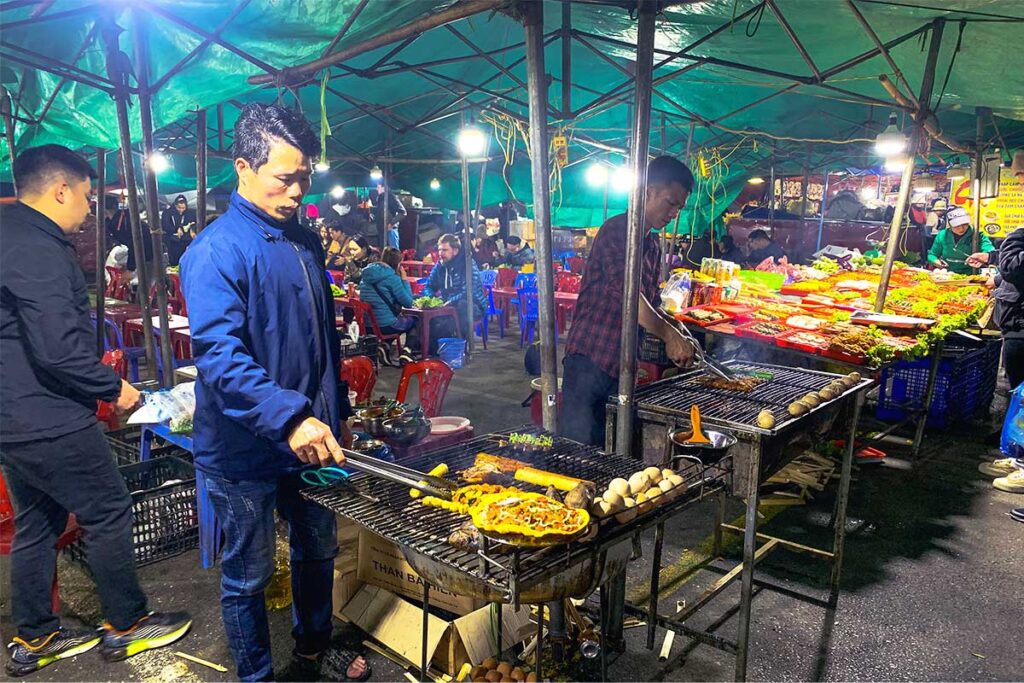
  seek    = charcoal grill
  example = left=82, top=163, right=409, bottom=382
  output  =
left=604, top=361, right=873, bottom=681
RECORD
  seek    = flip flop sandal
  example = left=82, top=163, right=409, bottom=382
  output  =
left=1010, top=507, right=1024, bottom=523
left=321, top=645, right=372, bottom=683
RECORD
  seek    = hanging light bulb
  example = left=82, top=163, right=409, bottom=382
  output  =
left=884, top=155, right=907, bottom=173
left=369, top=165, right=383, bottom=181
left=330, top=185, right=345, bottom=199
left=874, top=112, right=907, bottom=157
left=747, top=176, right=765, bottom=185
left=610, top=165, right=633, bottom=193
left=457, top=125, right=487, bottom=157
left=585, top=162, right=609, bottom=188
left=147, top=151, right=169, bottom=174
left=315, top=159, right=330, bottom=173
left=429, top=178, right=441, bottom=191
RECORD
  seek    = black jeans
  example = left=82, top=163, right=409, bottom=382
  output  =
left=0, top=424, right=148, bottom=638
left=561, top=353, right=617, bottom=447
left=1004, top=337, right=1024, bottom=390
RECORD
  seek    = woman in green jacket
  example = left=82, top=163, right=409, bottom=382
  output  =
left=927, top=206, right=994, bottom=274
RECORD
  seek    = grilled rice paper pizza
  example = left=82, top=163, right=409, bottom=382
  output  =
left=470, top=491, right=591, bottom=546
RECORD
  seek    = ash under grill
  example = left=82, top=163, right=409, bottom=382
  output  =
left=302, top=426, right=730, bottom=603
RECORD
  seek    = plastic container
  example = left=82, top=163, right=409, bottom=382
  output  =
left=437, top=338, right=466, bottom=369
left=104, top=426, right=188, bottom=466
left=673, top=306, right=733, bottom=328
left=638, top=330, right=671, bottom=366
left=1000, top=383, right=1024, bottom=458
left=776, top=329, right=829, bottom=354
left=876, top=338, right=1003, bottom=427
left=734, top=320, right=790, bottom=344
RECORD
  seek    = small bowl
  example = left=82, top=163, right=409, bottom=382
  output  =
left=351, top=438, right=386, bottom=455
left=357, top=406, right=406, bottom=438
left=383, top=417, right=432, bottom=446
left=670, top=428, right=737, bottom=466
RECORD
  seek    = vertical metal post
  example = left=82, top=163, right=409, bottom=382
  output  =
left=133, top=15, right=177, bottom=386
left=646, top=521, right=665, bottom=650
left=102, top=18, right=157, bottom=374
left=196, top=109, right=208, bottom=232
left=561, top=1, right=571, bottom=118
left=474, top=143, right=488, bottom=220
left=830, top=390, right=862, bottom=594
left=799, top=150, right=811, bottom=217
left=816, top=170, right=831, bottom=252
left=602, top=182, right=609, bottom=224
left=767, top=162, right=776, bottom=232
left=459, top=110, right=475, bottom=360
left=614, top=0, right=656, bottom=458
left=95, top=147, right=107, bottom=356
left=912, top=340, right=944, bottom=456
left=734, top=451, right=762, bottom=682
left=873, top=19, right=944, bottom=313
left=216, top=103, right=225, bottom=152
left=420, top=580, right=430, bottom=682
left=0, top=86, right=16, bottom=195
left=524, top=0, right=559, bottom=432
left=971, top=107, right=985, bottom=255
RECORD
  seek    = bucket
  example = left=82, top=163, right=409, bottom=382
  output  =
left=436, top=338, right=466, bottom=369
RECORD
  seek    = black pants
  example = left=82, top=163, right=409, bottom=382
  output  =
left=1004, top=337, right=1024, bottom=390
left=560, top=353, right=617, bottom=447
left=1, top=424, right=148, bottom=638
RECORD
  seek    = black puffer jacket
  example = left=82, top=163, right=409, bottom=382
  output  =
left=993, top=228, right=1024, bottom=337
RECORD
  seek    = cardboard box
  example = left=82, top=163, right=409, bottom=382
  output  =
left=332, top=519, right=362, bottom=620
left=357, top=530, right=484, bottom=616
left=343, top=584, right=533, bottom=676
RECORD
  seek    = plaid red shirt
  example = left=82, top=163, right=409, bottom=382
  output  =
left=566, top=213, right=661, bottom=377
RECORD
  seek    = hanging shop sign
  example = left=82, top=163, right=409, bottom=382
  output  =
left=950, top=168, right=1024, bottom=238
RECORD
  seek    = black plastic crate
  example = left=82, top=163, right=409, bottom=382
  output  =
left=104, top=426, right=190, bottom=466
left=638, top=329, right=671, bottom=366
left=341, top=334, right=379, bottom=365
left=69, top=456, right=198, bottom=566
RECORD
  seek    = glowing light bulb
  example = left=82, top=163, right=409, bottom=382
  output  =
left=147, top=151, right=169, bottom=174
left=429, top=178, right=441, bottom=191
left=457, top=126, right=487, bottom=157
left=585, top=163, right=609, bottom=187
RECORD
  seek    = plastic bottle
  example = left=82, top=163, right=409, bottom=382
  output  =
left=264, top=517, right=293, bottom=610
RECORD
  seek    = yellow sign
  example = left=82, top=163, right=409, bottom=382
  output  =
left=950, top=168, right=1024, bottom=238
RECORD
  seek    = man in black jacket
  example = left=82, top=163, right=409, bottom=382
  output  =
left=0, top=145, right=191, bottom=676
left=162, top=194, right=197, bottom=266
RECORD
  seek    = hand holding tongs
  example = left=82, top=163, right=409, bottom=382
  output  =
left=341, top=449, right=457, bottom=500
left=656, top=308, right=736, bottom=381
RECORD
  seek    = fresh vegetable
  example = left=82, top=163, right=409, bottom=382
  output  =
left=330, top=284, right=344, bottom=298
left=413, top=296, right=445, bottom=309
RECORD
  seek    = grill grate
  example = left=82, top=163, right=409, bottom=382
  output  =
left=633, top=362, right=852, bottom=431
left=302, top=426, right=730, bottom=600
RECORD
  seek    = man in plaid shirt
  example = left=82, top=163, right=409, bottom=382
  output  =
left=563, top=156, right=696, bottom=445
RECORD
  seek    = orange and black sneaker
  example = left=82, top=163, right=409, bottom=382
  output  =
left=98, top=611, right=192, bottom=662
left=5, top=628, right=101, bottom=677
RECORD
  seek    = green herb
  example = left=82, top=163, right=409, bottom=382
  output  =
left=413, top=296, right=445, bottom=309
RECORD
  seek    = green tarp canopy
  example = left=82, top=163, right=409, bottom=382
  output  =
left=2, top=0, right=1023, bottom=231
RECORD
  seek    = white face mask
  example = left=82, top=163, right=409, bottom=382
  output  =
left=332, top=203, right=351, bottom=217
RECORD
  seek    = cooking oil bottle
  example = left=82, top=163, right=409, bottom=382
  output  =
left=264, top=516, right=293, bottom=610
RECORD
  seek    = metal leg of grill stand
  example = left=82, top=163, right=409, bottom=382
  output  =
left=599, top=581, right=609, bottom=682
left=421, top=581, right=430, bottom=683
left=646, top=522, right=665, bottom=650
left=734, top=459, right=761, bottom=682
left=534, top=604, right=544, bottom=681
left=912, top=341, right=944, bottom=458
left=830, top=391, right=863, bottom=599
left=713, top=489, right=726, bottom=557
left=603, top=570, right=626, bottom=653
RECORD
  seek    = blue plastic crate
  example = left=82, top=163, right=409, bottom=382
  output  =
left=876, top=338, right=1002, bottom=427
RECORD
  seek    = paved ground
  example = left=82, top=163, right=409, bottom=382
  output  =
left=2, top=331, right=1022, bottom=682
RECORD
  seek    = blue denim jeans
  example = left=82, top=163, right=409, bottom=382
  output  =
left=561, top=353, right=617, bottom=447
left=204, top=472, right=338, bottom=681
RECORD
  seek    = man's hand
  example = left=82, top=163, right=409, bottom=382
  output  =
left=985, top=275, right=996, bottom=288
left=287, top=416, right=346, bottom=468
left=114, top=380, right=141, bottom=414
left=933, top=258, right=948, bottom=269
left=399, top=265, right=408, bottom=279
left=966, top=252, right=990, bottom=268
left=664, top=333, right=695, bottom=367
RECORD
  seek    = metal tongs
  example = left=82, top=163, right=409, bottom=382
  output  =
left=341, top=448, right=457, bottom=500
left=657, top=308, right=737, bottom=381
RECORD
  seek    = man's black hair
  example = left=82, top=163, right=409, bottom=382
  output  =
left=173, top=194, right=187, bottom=205
left=232, top=103, right=320, bottom=171
left=647, top=155, right=694, bottom=192
left=505, top=235, right=522, bottom=246
left=13, top=144, right=95, bottom=196
left=104, top=195, right=120, bottom=212
left=719, top=234, right=735, bottom=250
left=327, top=222, right=345, bottom=234
left=748, top=229, right=770, bottom=241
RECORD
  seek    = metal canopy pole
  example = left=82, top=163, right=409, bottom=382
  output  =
left=614, top=0, right=656, bottom=458
left=971, top=107, right=986, bottom=255
left=1, top=86, right=17, bottom=193
left=95, top=147, right=107, bottom=356
left=459, top=109, right=475, bottom=361
left=561, top=1, right=572, bottom=118
left=196, top=108, right=208, bottom=232
left=524, top=0, right=559, bottom=432
left=133, top=15, right=176, bottom=386
left=102, top=18, right=157, bottom=375
left=816, top=170, right=831, bottom=252
left=873, top=19, right=945, bottom=313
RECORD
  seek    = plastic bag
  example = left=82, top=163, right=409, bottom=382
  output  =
left=127, top=382, right=195, bottom=432
left=999, top=383, right=1024, bottom=458
left=660, top=271, right=692, bottom=314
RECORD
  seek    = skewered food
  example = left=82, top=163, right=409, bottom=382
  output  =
left=827, top=327, right=876, bottom=358
left=693, top=375, right=764, bottom=392
left=681, top=308, right=728, bottom=323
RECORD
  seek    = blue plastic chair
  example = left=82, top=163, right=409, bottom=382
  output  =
left=325, top=270, right=335, bottom=284
left=509, top=273, right=537, bottom=320
left=478, top=270, right=503, bottom=341
left=516, top=287, right=540, bottom=347
left=92, top=314, right=145, bottom=382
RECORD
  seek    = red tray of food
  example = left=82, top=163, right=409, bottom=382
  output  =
left=734, top=320, right=791, bottom=344
left=821, top=347, right=868, bottom=365
left=776, top=329, right=830, bottom=354
left=714, top=303, right=755, bottom=317
left=785, top=314, right=830, bottom=331
left=674, top=306, right=733, bottom=327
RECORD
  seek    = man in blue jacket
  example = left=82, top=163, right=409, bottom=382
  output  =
left=423, top=233, right=487, bottom=341
left=180, top=104, right=366, bottom=682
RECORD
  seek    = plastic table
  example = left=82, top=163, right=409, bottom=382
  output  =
left=401, top=260, right=434, bottom=278
left=401, top=305, right=460, bottom=359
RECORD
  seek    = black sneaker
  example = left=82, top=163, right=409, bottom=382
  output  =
left=5, top=628, right=102, bottom=677
left=378, top=345, right=393, bottom=367
left=98, top=611, right=192, bottom=662
left=1011, top=507, right=1024, bottom=523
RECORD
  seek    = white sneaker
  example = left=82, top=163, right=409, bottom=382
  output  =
left=993, top=470, right=1024, bottom=494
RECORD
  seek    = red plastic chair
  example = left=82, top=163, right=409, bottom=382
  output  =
left=567, top=256, right=586, bottom=274
left=355, top=300, right=404, bottom=361
left=95, top=350, right=126, bottom=430
left=341, top=355, right=377, bottom=403
left=1, top=473, right=81, bottom=613
left=496, top=267, right=518, bottom=289
left=555, top=272, right=582, bottom=293
left=395, top=359, right=454, bottom=418
left=105, top=266, right=131, bottom=301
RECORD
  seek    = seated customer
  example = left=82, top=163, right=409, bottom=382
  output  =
left=717, top=234, right=745, bottom=264
left=423, top=233, right=487, bottom=341
left=744, top=229, right=785, bottom=267
left=504, top=235, right=535, bottom=268
left=359, top=247, right=416, bottom=365
left=344, top=235, right=374, bottom=283
left=324, top=223, right=350, bottom=269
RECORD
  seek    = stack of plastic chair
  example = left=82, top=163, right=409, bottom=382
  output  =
left=509, top=272, right=537, bottom=318
left=396, top=359, right=454, bottom=418
left=93, top=313, right=146, bottom=382
left=517, top=287, right=540, bottom=347
left=95, top=350, right=126, bottom=430
left=105, top=266, right=131, bottom=301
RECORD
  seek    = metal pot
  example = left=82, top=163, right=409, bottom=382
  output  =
left=670, top=428, right=737, bottom=466
left=357, top=406, right=406, bottom=438
left=382, top=417, right=432, bottom=446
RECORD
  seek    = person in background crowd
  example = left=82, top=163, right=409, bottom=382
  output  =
left=926, top=197, right=948, bottom=240
left=678, top=232, right=713, bottom=269
left=180, top=103, right=367, bottom=682
left=504, top=235, right=535, bottom=268
left=162, top=194, right=197, bottom=267
left=928, top=206, right=993, bottom=275
left=359, top=247, right=416, bottom=365
left=717, top=234, right=745, bottom=263
left=318, top=223, right=330, bottom=252
left=562, top=156, right=696, bottom=446
left=325, top=223, right=350, bottom=270
left=743, top=228, right=786, bottom=267
left=1, top=145, right=191, bottom=677
left=105, top=195, right=155, bottom=294
left=344, top=235, right=374, bottom=283
left=968, top=150, right=1024, bottom=508
left=371, top=182, right=406, bottom=247
left=472, top=224, right=500, bottom=268
left=422, top=233, right=487, bottom=342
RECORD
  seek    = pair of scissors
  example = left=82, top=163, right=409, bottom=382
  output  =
left=300, top=466, right=350, bottom=487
